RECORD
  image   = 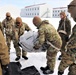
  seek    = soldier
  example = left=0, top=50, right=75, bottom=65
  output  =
left=2, top=12, right=15, bottom=53
left=68, top=0, right=76, bottom=75
left=33, top=16, right=62, bottom=74
left=0, top=22, right=4, bottom=34
left=57, top=11, right=71, bottom=60
left=58, top=0, right=76, bottom=75
left=13, top=17, right=31, bottom=61
left=68, top=63, right=76, bottom=75
left=0, top=29, right=10, bottom=75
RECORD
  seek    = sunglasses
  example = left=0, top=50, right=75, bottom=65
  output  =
left=16, top=22, right=20, bottom=24
left=68, top=5, right=76, bottom=9
left=6, top=16, right=10, bottom=17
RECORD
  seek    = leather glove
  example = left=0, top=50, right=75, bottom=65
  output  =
left=2, top=64, right=8, bottom=69
left=2, top=64, right=9, bottom=75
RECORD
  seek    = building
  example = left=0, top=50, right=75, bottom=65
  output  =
left=52, top=7, right=70, bottom=18
left=20, top=3, right=52, bottom=18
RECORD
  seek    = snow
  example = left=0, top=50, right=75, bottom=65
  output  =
left=10, top=42, right=68, bottom=75
left=8, top=18, right=75, bottom=75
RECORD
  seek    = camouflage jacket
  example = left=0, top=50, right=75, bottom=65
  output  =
left=0, top=30, right=10, bottom=65
left=35, top=20, right=62, bottom=49
left=67, top=25, right=76, bottom=50
left=2, top=17, right=15, bottom=36
left=0, top=22, right=4, bottom=34
left=13, top=22, right=31, bottom=41
left=57, top=17, right=71, bottom=37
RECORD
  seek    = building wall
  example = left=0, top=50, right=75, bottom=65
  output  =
left=52, top=7, right=70, bottom=18
left=20, top=6, right=40, bottom=17
left=40, top=4, right=51, bottom=18
left=20, top=4, right=71, bottom=18
left=20, top=3, right=52, bottom=18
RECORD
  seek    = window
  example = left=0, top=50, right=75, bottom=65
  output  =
left=35, top=8, right=36, bottom=10
left=55, top=10, right=57, bottom=12
left=58, top=10, right=59, bottom=12
left=38, top=7, right=39, bottom=10
left=32, top=8, right=33, bottom=10
left=64, top=10, right=65, bottom=12
left=37, top=13, right=39, bottom=15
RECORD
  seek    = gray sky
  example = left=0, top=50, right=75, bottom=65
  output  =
left=0, top=0, right=73, bottom=8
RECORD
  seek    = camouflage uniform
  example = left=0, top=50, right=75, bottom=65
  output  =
left=58, top=0, right=76, bottom=75
left=0, top=22, right=4, bottom=34
left=33, top=18, right=62, bottom=74
left=58, top=25, right=76, bottom=75
left=57, top=15, right=71, bottom=59
left=2, top=12, right=15, bottom=52
left=0, top=30, right=10, bottom=75
left=13, top=19, right=31, bottom=59
left=68, top=63, right=76, bottom=75
left=67, top=0, right=76, bottom=75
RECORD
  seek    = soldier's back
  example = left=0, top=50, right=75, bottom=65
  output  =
left=40, top=20, right=62, bottom=49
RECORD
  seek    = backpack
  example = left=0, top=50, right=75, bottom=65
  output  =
left=3, top=62, right=22, bottom=75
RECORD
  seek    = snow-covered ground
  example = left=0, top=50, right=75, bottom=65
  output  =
left=10, top=41, right=68, bottom=75
left=8, top=18, right=75, bottom=75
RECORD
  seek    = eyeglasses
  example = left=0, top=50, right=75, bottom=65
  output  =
left=68, top=5, right=76, bottom=9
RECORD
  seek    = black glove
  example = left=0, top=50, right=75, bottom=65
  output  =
left=18, top=42, right=22, bottom=47
left=44, top=43, right=50, bottom=49
left=2, top=64, right=9, bottom=75
left=58, top=71, right=64, bottom=75
left=65, top=36, right=69, bottom=42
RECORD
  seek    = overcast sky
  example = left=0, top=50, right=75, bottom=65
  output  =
left=0, top=0, right=73, bottom=8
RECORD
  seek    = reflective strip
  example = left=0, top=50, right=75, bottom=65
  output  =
left=58, top=30, right=67, bottom=35
left=47, top=41, right=60, bottom=51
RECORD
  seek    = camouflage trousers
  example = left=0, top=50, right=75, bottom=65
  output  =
left=46, top=46, right=58, bottom=71
left=68, top=63, right=76, bottom=75
left=58, top=50, right=76, bottom=72
left=6, top=35, right=13, bottom=52
left=60, top=39, right=67, bottom=56
left=59, top=33, right=67, bottom=56
left=13, top=40, right=27, bottom=57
